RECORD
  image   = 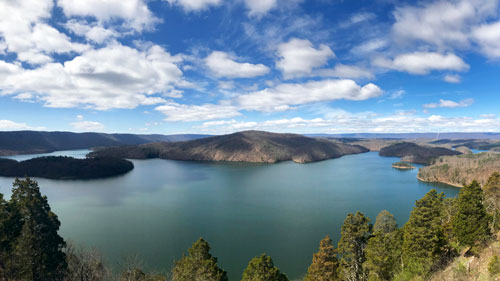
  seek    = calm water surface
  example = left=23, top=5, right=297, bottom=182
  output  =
left=0, top=151, right=459, bottom=280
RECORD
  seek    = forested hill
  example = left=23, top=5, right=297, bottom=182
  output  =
left=0, top=131, right=211, bottom=156
left=0, top=156, right=134, bottom=179
left=379, top=142, right=461, bottom=164
left=90, top=130, right=369, bottom=163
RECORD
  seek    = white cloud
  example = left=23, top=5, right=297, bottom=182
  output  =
left=444, top=74, right=461, bottom=83
left=65, top=20, right=118, bottom=44
left=194, top=112, right=500, bottom=134
left=276, top=38, right=335, bottom=79
left=392, top=0, right=498, bottom=48
left=205, top=51, right=270, bottom=78
left=423, top=98, right=474, bottom=108
left=244, top=0, right=277, bottom=16
left=0, top=0, right=88, bottom=65
left=76, top=115, right=84, bottom=121
left=57, top=0, right=159, bottom=32
left=0, top=43, right=186, bottom=110
left=473, top=21, right=500, bottom=58
left=351, top=39, right=388, bottom=55
left=238, top=79, right=383, bottom=112
left=374, top=52, right=469, bottom=75
left=318, top=64, right=374, bottom=79
left=0, top=120, right=45, bottom=131
left=70, top=121, right=105, bottom=131
left=155, top=102, right=241, bottom=122
left=165, top=0, right=221, bottom=11
left=389, top=90, right=405, bottom=99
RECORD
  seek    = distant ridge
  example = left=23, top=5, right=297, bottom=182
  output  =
left=0, top=131, right=211, bottom=156
left=307, top=132, right=500, bottom=139
left=90, top=130, right=369, bottom=163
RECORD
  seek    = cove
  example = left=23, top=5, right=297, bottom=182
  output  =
left=0, top=151, right=459, bottom=280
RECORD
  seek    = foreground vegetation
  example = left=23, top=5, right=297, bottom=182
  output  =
left=418, top=152, right=500, bottom=187
left=1, top=174, right=499, bottom=280
left=0, top=156, right=134, bottom=179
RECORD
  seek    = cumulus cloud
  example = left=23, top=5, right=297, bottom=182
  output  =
left=392, top=0, right=498, bottom=48
left=276, top=38, right=335, bottom=79
left=244, top=0, right=277, bottom=16
left=165, top=0, right=221, bottom=11
left=318, top=64, right=374, bottom=79
left=65, top=20, right=118, bottom=44
left=57, top=0, right=159, bottom=32
left=238, top=79, right=383, bottom=112
left=423, top=98, right=474, bottom=108
left=70, top=121, right=105, bottom=131
left=0, top=120, right=45, bottom=131
left=205, top=51, right=270, bottom=78
left=0, top=43, right=186, bottom=110
left=0, top=0, right=88, bottom=65
left=472, top=21, right=500, bottom=58
left=374, top=52, right=469, bottom=75
left=155, top=102, right=241, bottom=122
left=195, top=112, right=500, bottom=134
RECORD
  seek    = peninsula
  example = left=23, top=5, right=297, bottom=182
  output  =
left=89, top=130, right=369, bottom=164
left=379, top=142, right=461, bottom=164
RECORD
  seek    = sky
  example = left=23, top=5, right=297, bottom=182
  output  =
left=0, top=0, right=499, bottom=135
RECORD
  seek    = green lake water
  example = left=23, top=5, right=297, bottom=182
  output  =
left=0, top=151, right=459, bottom=280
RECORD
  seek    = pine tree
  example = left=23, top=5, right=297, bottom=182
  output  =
left=0, top=192, right=22, bottom=278
left=9, top=177, right=67, bottom=281
left=364, top=211, right=402, bottom=281
left=402, top=189, right=445, bottom=277
left=373, top=210, right=397, bottom=235
left=305, top=235, right=340, bottom=281
left=172, top=238, right=228, bottom=281
left=452, top=180, right=491, bottom=247
left=484, top=172, right=500, bottom=231
left=337, top=211, right=372, bottom=281
left=241, top=254, right=288, bottom=281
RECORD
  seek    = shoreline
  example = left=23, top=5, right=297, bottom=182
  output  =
left=392, top=165, right=415, bottom=170
left=416, top=174, right=463, bottom=188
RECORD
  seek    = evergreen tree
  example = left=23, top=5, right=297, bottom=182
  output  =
left=337, top=211, right=372, bottom=281
left=0, top=192, right=22, bottom=278
left=172, top=238, right=228, bottom=281
left=373, top=210, right=397, bottom=235
left=402, top=189, right=445, bottom=277
left=452, top=180, right=491, bottom=247
left=9, top=177, right=67, bottom=281
left=305, top=235, right=340, bottom=281
left=364, top=211, right=402, bottom=281
left=241, top=254, right=288, bottom=281
left=484, top=172, right=500, bottom=231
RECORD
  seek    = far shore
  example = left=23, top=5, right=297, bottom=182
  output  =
left=416, top=174, right=464, bottom=188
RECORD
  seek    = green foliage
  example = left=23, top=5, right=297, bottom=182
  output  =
left=488, top=256, right=500, bottom=276
left=373, top=210, right=398, bottom=235
left=338, top=211, right=372, bottom=281
left=0, top=156, right=134, bottom=179
left=485, top=172, right=500, bottom=231
left=172, top=238, right=228, bottom=281
left=402, top=189, right=445, bottom=277
left=1, top=177, right=67, bottom=281
left=120, top=268, right=166, bottom=281
left=452, top=262, right=469, bottom=281
left=452, top=180, right=491, bottom=248
left=364, top=211, right=402, bottom=281
left=241, top=254, right=288, bottom=281
left=305, top=235, right=340, bottom=281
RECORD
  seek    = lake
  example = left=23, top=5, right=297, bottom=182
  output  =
left=0, top=151, right=459, bottom=280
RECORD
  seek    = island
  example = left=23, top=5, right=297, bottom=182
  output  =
left=0, top=156, right=134, bottom=179
left=417, top=152, right=500, bottom=187
left=379, top=142, right=461, bottom=164
left=89, top=130, right=369, bottom=164
left=392, top=161, right=415, bottom=169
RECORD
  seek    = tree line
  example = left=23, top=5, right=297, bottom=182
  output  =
left=1, top=173, right=499, bottom=281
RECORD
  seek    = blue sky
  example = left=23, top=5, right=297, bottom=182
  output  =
left=0, top=0, right=499, bottom=134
